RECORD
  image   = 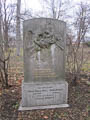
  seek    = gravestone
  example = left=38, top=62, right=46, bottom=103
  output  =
left=19, top=18, right=68, bottom=110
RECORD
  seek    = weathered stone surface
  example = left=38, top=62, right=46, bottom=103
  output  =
left=19, top=18, right=68, bottom=110
left=22, top=81, right=68, bottom=107
left=19, top=81, right=68, bottom=110
left=23, top=18, right=66, bottom=83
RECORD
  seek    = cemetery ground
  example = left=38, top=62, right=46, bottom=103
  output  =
left=0, top=47, right=90, bottom=120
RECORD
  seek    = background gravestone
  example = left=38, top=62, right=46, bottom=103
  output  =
left=19, top=18, right=68, bottom=110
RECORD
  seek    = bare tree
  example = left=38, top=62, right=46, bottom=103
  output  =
left=0, top=0, right=15, bottom=88
left=0, top=0, right=2, bottom=45
left=0, top=0, right=3, bottom=70
left=16, top=0, right=21, bottom=56
left=1, top=0, right=16, bottom=49
left=39, top=0, right=69, bottom=19
left=66, top=3, right=90, bottom=85
left=0, top=0, right=4, bottom=86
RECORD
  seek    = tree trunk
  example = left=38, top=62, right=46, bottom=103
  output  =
left=0, top=0, right=2, bottom=44
left=3, top=0, right=9, bottom=50
left=0, top=0, right=4, bottom=85
left=16, top=0, right=21, bottom=56
left=0, top=0, right=3, bottom=59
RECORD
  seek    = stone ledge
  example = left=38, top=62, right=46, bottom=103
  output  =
left=19, top=101, right=69, bottom=111
left=22, top=80, right=68, bottom=85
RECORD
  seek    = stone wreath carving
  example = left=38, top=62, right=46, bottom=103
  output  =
left=26, top=31, right=64, bottom=56
left=34, top=31, right=64, bottom=51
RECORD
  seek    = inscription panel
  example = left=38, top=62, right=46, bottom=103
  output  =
left=33, top=69, right=57, bottom=78
left=23, top=83, right=67, bottom=107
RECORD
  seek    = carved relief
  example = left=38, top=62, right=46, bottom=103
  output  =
left=25, top=30, right=64, bottom=57
left=34, top=31, right=64, bottom=50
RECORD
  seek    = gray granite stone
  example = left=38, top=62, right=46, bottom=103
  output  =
left=19, top=18, right=68, bottom=110
left=19, top=103, right=69, bottom=111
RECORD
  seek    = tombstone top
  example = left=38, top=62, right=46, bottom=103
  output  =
left=23, top=18, right=66, bottom=83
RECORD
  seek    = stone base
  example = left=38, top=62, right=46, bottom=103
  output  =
left=19, top=81, right=68, bottom=110
left=19, top=102, right=69, bottom=110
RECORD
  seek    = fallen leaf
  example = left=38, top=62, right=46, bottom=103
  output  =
left=0, top=91, right=2, bottom=95
left=11, top=90, right=15, bottom=93
left=43, top=115, right=48, bottom=119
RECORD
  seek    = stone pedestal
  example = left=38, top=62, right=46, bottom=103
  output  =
left=19, top=81, right=68, bottom=110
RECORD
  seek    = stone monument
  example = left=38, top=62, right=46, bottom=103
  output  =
left=19, top=18, right=68, bottom=110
